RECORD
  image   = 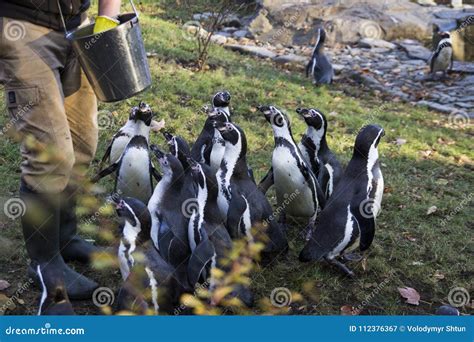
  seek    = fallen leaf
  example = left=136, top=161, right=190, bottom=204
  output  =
left=395, top=138, right=407, bottom=145
left=150, top=119, right=166, bottom=132
left=17, top=298, right=25, bottom=305
left=0, top=280, right=10, bottom=291
left=361, top=257, right=368, bottom=272
left=398, top=287, right=420, bottom=305
left=433, top=270, right=445, bottom=280
left=328, top=111, right=338, bottom=117
left=426, top=206, right=437, bottom=215
left=411, top=261, right=424, bottom=266
left=402, top=232, right=417, bottom=242
left=435, top=179, right=449, bottom=186
left=340, top=305, right=358, bottom=315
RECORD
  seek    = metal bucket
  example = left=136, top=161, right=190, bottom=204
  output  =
left=67, top=2, right=151, bottom=102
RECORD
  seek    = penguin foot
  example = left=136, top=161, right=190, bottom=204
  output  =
left=326, top=258, right=355, bottom=278
left=342, top=253, right=363, bottom=262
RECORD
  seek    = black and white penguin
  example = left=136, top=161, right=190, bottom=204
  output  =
left=99, top=102, right=157, bottom=167
left=92, top=133, right=161, bottom=204
left=36, top=267, right=74, bottom=315
left=306, top=27, right=333, bottom=85
left=299, top=125, right=385, bottom=277
left=297, top=107, right=343, bottom=198
left=429, top=31, right=453, bottom=79
left=114, top=197, right=184, bottom=314
left=191, top=106, right=231, bottom=174
left=258, top=105, right=325, bottom=237
left=213, top=121, right=288, bottom=260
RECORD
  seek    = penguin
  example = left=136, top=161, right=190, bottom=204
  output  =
left=114, top=197, right=185, bottom=314
left=299, top=125, right=385, bottom=277
left=429, top=31, right=453, bottom=79
left=36, top=267, right=74, bottom=315
left=258, top=105, right=325, bottom=237
left=306, top=27, right=333, bottom=85
left=92, top=134, right=161, bottom=204
left=99, top=102, right=156, bottom=167
left=213, top=120, right=288, bottom=261
left=147, top=144, right=197, bottom=286
left=435, top=305, right=460, bottom=316
left=191, top=106, right=231, bottom=174
left=296, top=107, right=343, bottom=198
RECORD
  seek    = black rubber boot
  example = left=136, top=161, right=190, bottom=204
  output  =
left=21, top=182, right=98, bottom=302
left=59, top=188, right=100, bottom=264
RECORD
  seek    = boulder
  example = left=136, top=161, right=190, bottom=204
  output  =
left=359, top=38, right=397, bottom=49
left=273, top=53, right=307, bottom=64
left=224, top=44, right=277, bottom=59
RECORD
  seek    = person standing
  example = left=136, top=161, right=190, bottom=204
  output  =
left=0, top=0, right=121, bottom=314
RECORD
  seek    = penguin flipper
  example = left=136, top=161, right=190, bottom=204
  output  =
left=351, top=195, right=375, bottom=251
left=258, top=167, right=274, bottom=194
left=99, top=143, right=112, bottom=169
left=150, top=163, right=162, bottom=182
left=318, top=166, right=330, bottom=199
left=91, top=162, right=119, bottom=183
left=227, top=192, right=247, bottom=239
left=187, top=238, right=215, bottom=288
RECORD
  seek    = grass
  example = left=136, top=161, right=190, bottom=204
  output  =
left=0, top=1, right=472, bottom=315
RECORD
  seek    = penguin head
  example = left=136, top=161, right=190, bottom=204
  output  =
left=188, top=158, right=206, bottom=190
left=258, top=105, right=292, bottom=136
left=212, top=90, right=231, bottom=108
left=438, top=31, right=451, bottom=40
left=162, top=132, right=191, bottom=162
left=316, top=27, right=326, bottom=47
left=129, top=101, right=154, bottom=126
left=353, top=124, right=385, bottom=158
left=115, top=197, right=152, bottom=243
left=212, top=121, right=240, bottom=145
left=296, top=107, right=327, bottom=132
left=150, top=144, right=184, bottom=177
left=207, top=107, right=230, bottom=123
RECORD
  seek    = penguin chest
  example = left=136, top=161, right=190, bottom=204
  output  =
left=210, top=138, right=225, bottom=173
left=118, top=241, right=132, bottom=280
left=433, top=47, right=452, bottom=72
left=117, top=148, right=152, bottom=203
left=272, top=147, right=316, bottom=217
left=370, top=166, right=384, bottom=218
left=327, top=206, right=360, bottom=259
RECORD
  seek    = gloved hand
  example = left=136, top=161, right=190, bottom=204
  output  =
left=93, top=15, right=120, bottom=34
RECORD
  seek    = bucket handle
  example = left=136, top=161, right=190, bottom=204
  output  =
left=57, top=0, right=139, bottom=37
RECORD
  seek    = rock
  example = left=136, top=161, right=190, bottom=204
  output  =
left=359, top=38, right=397, bottom=50
left=332, top=64, right=346, bottom=74
left=221, top=27, right=238, bottom=34
left=398, top=40, right=432, bottom=61
left=417, top=100, right=466, bottom=114
left=210, top=34, right=227, bottom=45
left=221, top=14, right=242, bottom=28
left=224, top=44, right=277, bottom=59
left=233, top=30, right=251, bottom=39
left=452, top=61, right=474, bottom=74
left=192, top=12, right=214, bottom=21
left=273, top=53, right=307, bottom=64
left=215, top=31, right=232, bottom=38
left=248, top=10, right=273, bottom=37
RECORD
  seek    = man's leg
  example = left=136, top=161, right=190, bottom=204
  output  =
left=0, top=17, right=98, bottom=307
left=60, top=47, right=100, bottom=263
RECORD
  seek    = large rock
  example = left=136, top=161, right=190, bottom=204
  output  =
left=249, top=0, right=455, bottom=46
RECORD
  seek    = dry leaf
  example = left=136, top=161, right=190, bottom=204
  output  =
left=150, top=119, right=166, bottom=132
left=402, top=232, right=417, bottom=242
left=398, top=287, right=420, bottom=305
left=433, top=270, right=445, bottom=280
left=395, top=138, right=407, bottom=145
left=0, top=280, right=10, bottom=291
left=340, top=305, right=358, bottom=315
left=426, top=206, right=437, bottom=215
left=435, top=179, right=449, bottom=186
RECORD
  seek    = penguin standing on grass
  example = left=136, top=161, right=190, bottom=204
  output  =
left=258, top=105, right=325, bottom=238
left=115, top=197, right=185, bottom=314
left=191, top=91, right=232, bottom=173
left=299, top=125, right=385, bottom=277
left=306, top=27, right=333, bottom=85
left=213, top=121, right=288, bottom=261
left=429, top=31, right=453, bottom=80
left=297, top=107, right=342, bottom=198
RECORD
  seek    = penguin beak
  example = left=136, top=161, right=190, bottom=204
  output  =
left=257, top=105, right=272, bottom=118
left=211, top=120, right=225, bottom=132
left=162, top=131, right=173, bottom=143
left=150, top=144, right=165, bottom=159
left=296, top=108, right=311, bottom=118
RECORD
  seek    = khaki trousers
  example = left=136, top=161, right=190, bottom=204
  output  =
left=0, top=17, right=98, bottom=193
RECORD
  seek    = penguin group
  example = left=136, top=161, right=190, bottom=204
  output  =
left=92, top=90, right=385, bottom=314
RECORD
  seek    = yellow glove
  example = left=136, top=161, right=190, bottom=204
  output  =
left=93, top=15, right=120, bottom=34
